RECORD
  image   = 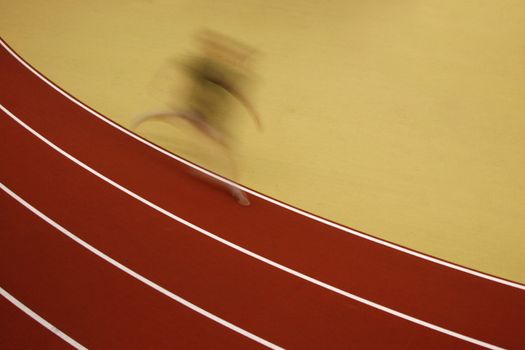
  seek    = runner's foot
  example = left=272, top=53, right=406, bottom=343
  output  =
left=231, top=187, right=250, bottom=206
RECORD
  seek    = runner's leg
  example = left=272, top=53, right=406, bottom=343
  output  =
left=133, top=110, right=249, bottom=205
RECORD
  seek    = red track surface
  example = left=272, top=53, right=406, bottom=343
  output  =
left=0, top=291, right=71, bottom=350
left=1, top=41, right=524, bottom=349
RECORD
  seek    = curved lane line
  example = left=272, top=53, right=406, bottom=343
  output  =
left=0, top=286, right=87, bottom=350
left=0, top=105, right=504, bottom=349
left=0, top=40, right=522, bottom=291
left=0, top=183, right=282, bottom=350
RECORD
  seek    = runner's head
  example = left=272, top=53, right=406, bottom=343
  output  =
left=195, top=29, right=257, bottom=67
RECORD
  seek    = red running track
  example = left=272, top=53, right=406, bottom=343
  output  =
left=1, top=40, right=524, bottom=349
left=0, top=289, right=72, bottom=350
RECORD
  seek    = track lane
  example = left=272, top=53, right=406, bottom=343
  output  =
left=1, top=41, right=523, bottom=348
left=0, top=289, right=75, bottom=350
left=0, top=106, right=478, bottom=348
left=0, top=189, right=266, bottom=349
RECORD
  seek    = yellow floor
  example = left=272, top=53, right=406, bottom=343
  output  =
left=2, top=0, right=524, bottom=282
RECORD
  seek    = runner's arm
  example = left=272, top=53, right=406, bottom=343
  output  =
left=213, top=79, right=262, bottom=130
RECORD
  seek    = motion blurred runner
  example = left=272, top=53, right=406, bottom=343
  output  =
left=133, top=30, right=261, bottom=206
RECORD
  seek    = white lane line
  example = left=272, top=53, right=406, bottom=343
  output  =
left=0, top=183, right=282, bottom=350
left=1, top=105, right=506, bottom=349
left=1, top=40, right=523, bottom=291
left=0, top=286, right=87, bottom=350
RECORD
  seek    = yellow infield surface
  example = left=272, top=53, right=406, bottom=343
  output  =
left=2, top=0, right=524, bottom=283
